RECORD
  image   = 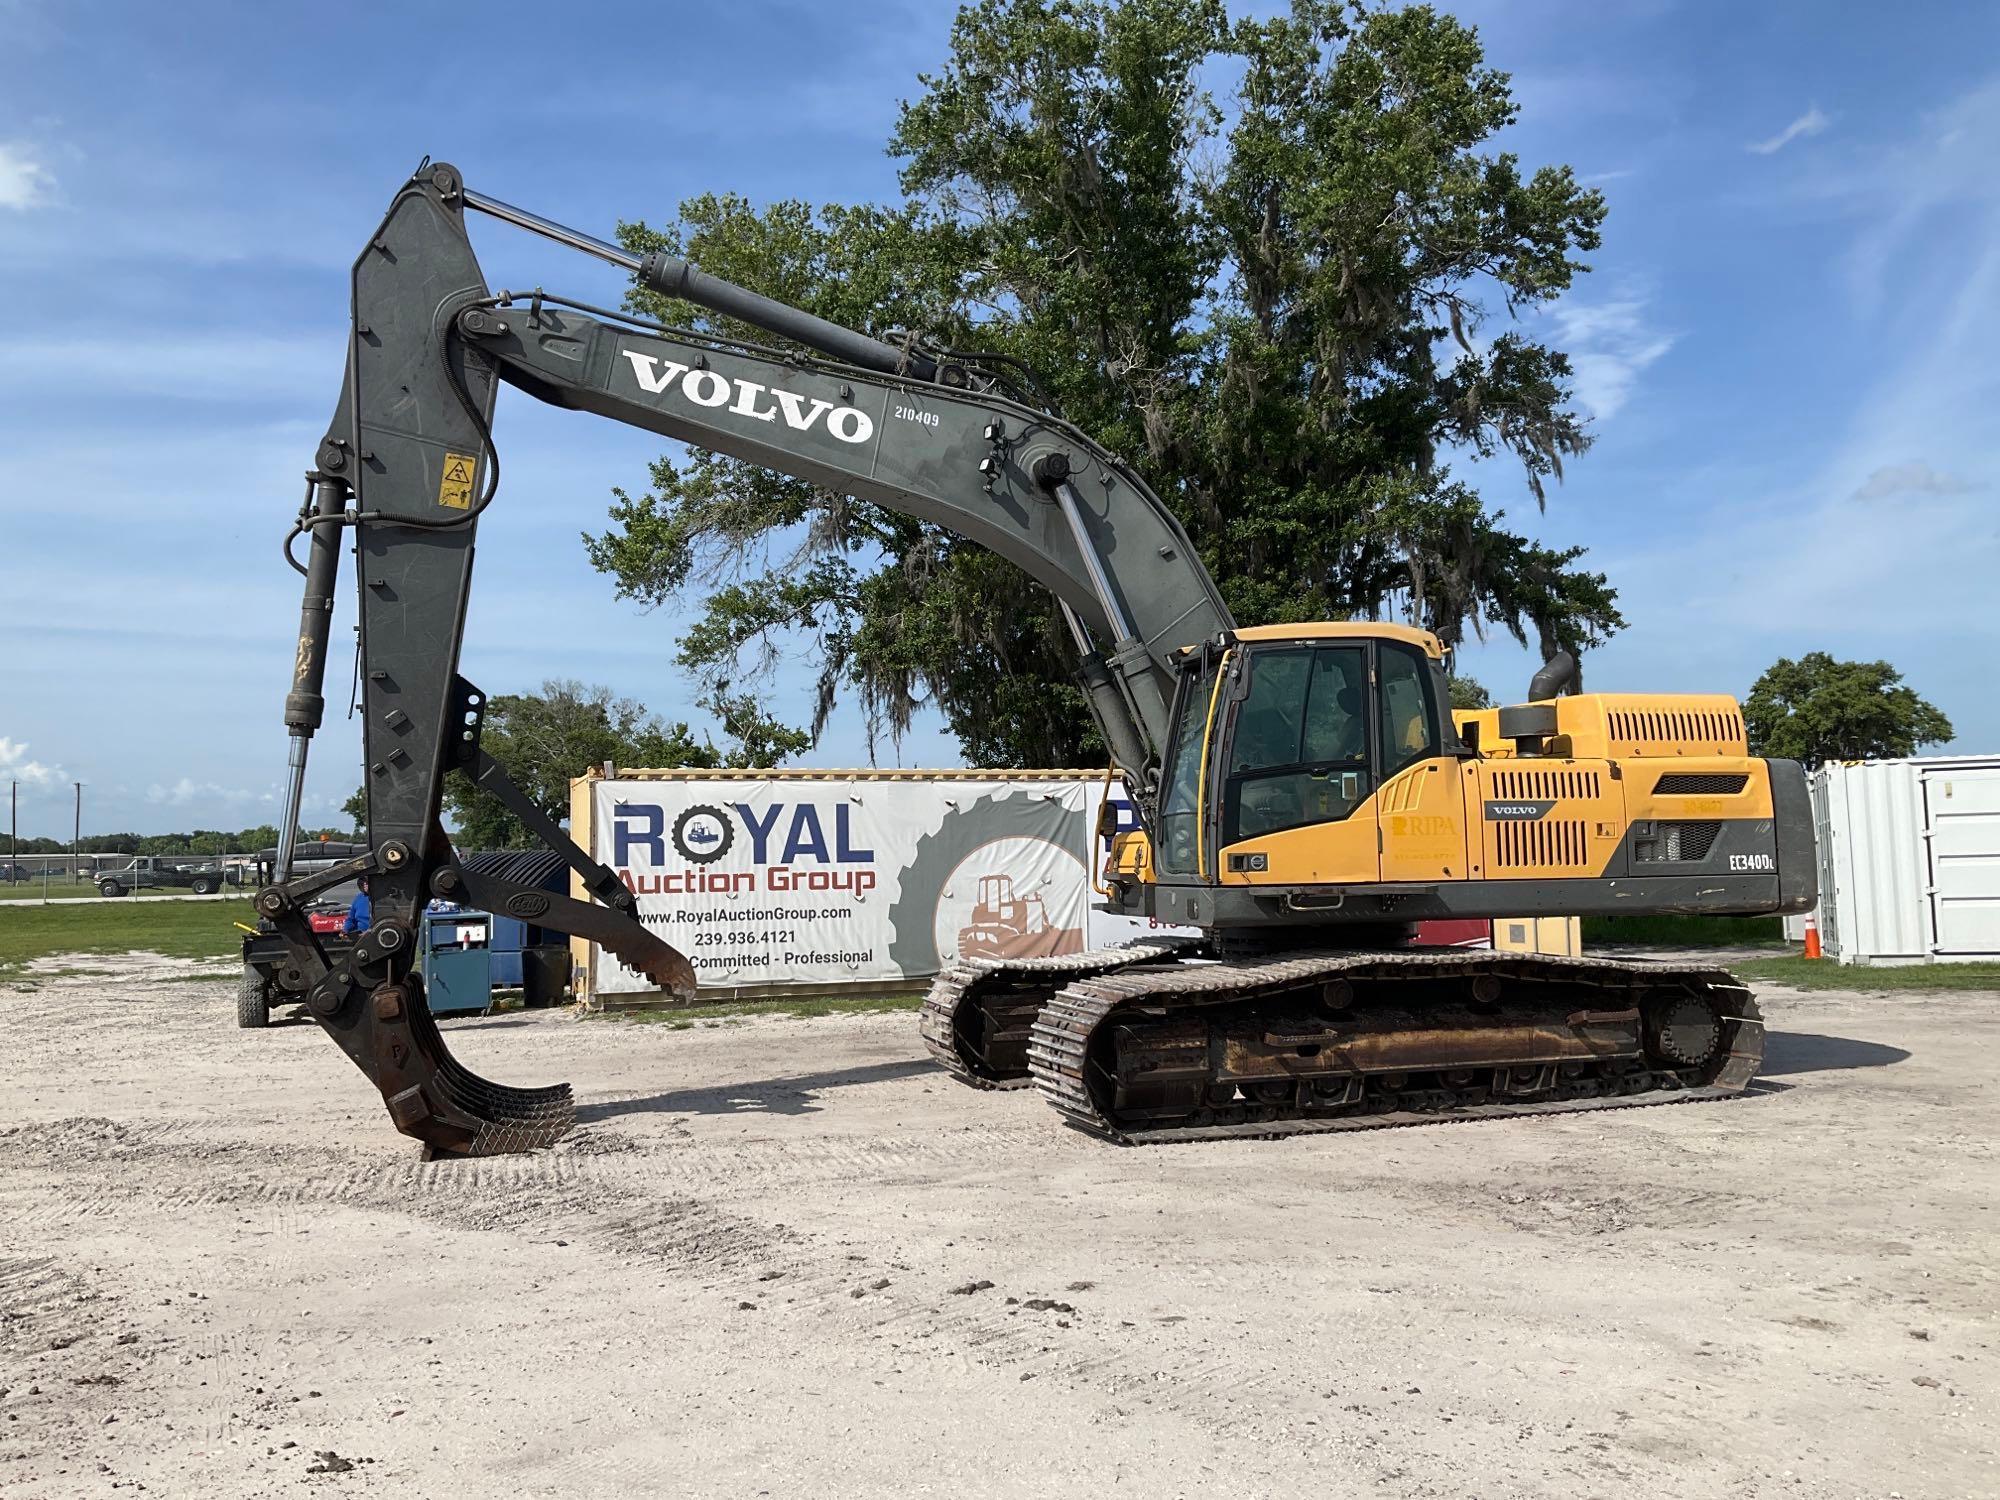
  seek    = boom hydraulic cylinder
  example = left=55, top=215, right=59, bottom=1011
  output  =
left=275, top=477, right=346, bottom=881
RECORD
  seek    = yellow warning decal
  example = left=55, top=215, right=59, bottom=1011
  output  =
left=437, top=451, right=477, bottom=510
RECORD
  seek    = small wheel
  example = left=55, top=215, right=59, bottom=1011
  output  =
left=99, top=880, right=124, bottom=898
left=237, top=966, right=271, bottom=1029
left=191, top=877, right=218, bottom=895
left=1646, top=993, right=1723, bottom=1070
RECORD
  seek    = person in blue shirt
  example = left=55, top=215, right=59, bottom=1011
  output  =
left=342, top=875, right=373, bottom=935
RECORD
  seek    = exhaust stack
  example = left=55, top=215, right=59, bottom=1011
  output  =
left=1527, top=649, right=1579, bottom=701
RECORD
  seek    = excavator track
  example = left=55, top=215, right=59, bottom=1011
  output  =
left=1026, top=949, right=1764, bottom=1144
left=918, top=937, right=1201, bottom=1089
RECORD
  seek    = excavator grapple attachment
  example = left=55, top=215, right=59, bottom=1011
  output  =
left=275, top=935, right=580, bottom=1157
left=288, top=900, right=694, bottom=1157
left=263, top=746, right=695, bottom=1157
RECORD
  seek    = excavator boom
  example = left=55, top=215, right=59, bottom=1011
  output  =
left=263, top=162, right=1227, bottom=1154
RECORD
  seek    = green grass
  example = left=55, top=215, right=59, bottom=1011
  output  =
left=0, top=884, right=101, bottom=901
left=0, top=898, right=253, bottom=981
left=607, top=992, right=927, bottom=1029
left=1732, top=954, right=2000, bottom=992
left=1581, top=914, right=1787, bottom=948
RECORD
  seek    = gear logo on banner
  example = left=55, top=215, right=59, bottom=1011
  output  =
left=886, top=792, right=1087, bottom=974
left=671, top=805, right=735, bottom=864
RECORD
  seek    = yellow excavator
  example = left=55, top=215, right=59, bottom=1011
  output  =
left=260, top=163, right=1813, bottom=1153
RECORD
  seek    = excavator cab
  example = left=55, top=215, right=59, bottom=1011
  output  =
left=1113, top=623, right=1457, bottom=901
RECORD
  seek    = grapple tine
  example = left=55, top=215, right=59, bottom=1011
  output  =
left=409, top=1001, right=574, bottom=1132
left=390, top=1037, right=576, bottom=1155
left=290, top=965, right=578, bottom=1158
left=402, top=986, right=542, bottom=1108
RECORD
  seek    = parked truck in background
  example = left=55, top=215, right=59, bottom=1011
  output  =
left=96, top=856, right=230, bottom=897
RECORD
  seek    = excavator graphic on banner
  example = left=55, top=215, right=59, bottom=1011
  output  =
left=956, top=874, right=1084, bottom=964
left=260, top=162, right=1815, bottom=1155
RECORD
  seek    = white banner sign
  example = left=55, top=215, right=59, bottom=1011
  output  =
left=594, top=778, right=1100, bottom=992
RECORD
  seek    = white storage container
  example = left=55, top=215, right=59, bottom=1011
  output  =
left=1813, top=756, right=2000, bottom=965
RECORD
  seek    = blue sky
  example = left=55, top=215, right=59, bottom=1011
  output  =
left=3, top=0, right=1995, bottom=840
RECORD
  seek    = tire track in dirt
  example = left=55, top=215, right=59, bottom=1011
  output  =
left=500, top=1445, right=694, bottom=1500
left=0, top=1255, right=101, bottom=1356
left=0, top=1097, right=1760, bottom=1460
left=857, top=1289, right=1299, bottom=1415
left=5, top=1119, right=793, bottom=1283
left=590, top=1119, right=1070, bottom=1192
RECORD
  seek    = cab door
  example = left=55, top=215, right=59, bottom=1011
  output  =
left=1215, top=644, right=1379, bottom=885
left=1374, top=639, right=1470, bottom=882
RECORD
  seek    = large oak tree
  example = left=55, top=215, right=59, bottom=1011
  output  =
left=585, top=0, right=1623, bottom=765
left=1744, top=654, right=1954, bottom=767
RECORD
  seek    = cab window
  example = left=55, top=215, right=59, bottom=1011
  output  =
left=1377, top=641, right=1439, bottom=776
left=1154, top=657, right=1217, bottom=876
left=1223, top=646, right=1370, bottom=844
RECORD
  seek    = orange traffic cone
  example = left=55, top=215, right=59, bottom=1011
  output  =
left=1802, top=913, right=1822, bottom=960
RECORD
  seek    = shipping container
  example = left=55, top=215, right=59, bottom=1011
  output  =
left=1812, top=756, right=2000, bottom=965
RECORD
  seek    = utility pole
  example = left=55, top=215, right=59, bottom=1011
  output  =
left=72, top=782, right=83, bottom=886
left=31, top=782, right=47, bottom=901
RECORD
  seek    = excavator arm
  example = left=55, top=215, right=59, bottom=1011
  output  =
left=263, top=161, right=1231, bottom=1155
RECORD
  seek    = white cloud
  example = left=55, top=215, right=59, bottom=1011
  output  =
left=1747, top=106, right=1830, bottom=156
left=1835, top=81, right=2000, bottom=311
left=1545, top=296, right=1678, bottom=421
left=1651, top=485, right=1995, bottom=643
left=0, top=332, right=340, bottom=403
left=1850, top=461, right=1979, bottom=503
left=0, top=142, right=54, bottom=210
left=0, top=737, right=64, bottom=787
left=146, top=778, right=269, bottom=808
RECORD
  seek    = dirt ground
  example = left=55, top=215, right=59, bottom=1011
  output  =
left=0, top=953, right=1992, bottom=1499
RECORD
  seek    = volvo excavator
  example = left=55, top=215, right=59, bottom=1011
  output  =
left=261, top=162, right=1816, bottom=1156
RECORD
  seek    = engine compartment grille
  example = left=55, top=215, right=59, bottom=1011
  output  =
left=1633, top=820, right=1723, bottom=863
left=1608, top=708, right=1745, bottom=748
left=1492, top=819, right=1592, bottom=869
left=1652, top=772, right=1749, bottom=796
